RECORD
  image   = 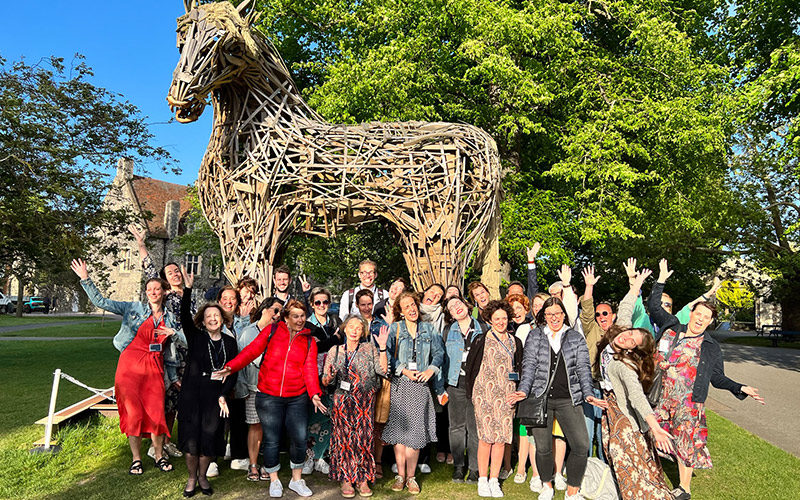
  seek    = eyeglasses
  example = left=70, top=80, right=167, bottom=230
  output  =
left=595, top=311, right=611, bottom=317
left=359, top=270, right=376, bottom=276
left=314, top=300, right=330, bottom=306
left=544, top=312, right=564, bottom=319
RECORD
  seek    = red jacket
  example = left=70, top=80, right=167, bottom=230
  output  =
left=226, top=321, right=322, bottom=399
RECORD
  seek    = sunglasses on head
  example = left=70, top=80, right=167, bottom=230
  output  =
left=595, top=311, right=611, bottom=317
left=314, top=300, right=330, bottom=306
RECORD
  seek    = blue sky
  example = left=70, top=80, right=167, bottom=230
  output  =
left=2, top=0, right=212, bottom=186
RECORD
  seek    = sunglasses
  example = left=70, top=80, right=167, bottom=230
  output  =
left=271, top=307, right=282, bottom=314
left=314, top=300, right=330, bottom=306
left=595, top=311, right=612, bottom=317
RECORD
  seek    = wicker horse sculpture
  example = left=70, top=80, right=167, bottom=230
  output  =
left=167, top=1, right=502, bottom=294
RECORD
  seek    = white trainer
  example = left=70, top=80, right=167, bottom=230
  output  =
left=224, top=443, right=232, bottom=460
left=530, top=476, right=543, bottom=493
left=391, top=463, right=398, bottom=474
left=231, top=458, right=250, bottom=470
left=269, top=478, right=283, bottom=498
left=288, top=478, right=313, bottom=497
left=477, top=477, right=491, bottom=497
left=418, top=463, right=432, bottom=473
left=565, top=493, right=585, bottom=500
left=538, top=485, right=555, bottom=500
left=554, top=472, right=567, bottom=490
left=206, top=462, right=219, bottom=477
left=314, top=458, right=330, bottom=474
left=489, top=477, right=504, bottom=497
left=301, top=456, right=314, bottom=475
left=513, top=472, right=526, bottom=484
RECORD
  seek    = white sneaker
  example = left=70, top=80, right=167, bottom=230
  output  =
left=288, top=478, right=313, bottom=497
left=489, top=477, right=504, bottom=497
left=538, top=485, right=555, bottom=500
left=301, top=456, right=314, bottom=475
left=224, top=443, right=232, bottom=460
left=231, top=458, right=250, bottom=470
left=269, top=478, right=283, bottom=497
left=477, top=477, right=491, bottom=497
left=314, top=458, right=330, bottom=474
left=206, top=462, right=219, bottom=477
left=513, top=472, right=526, bottom=484
left=418, top=463, right=432, bottom=473
left=530, top=476, right=543, bottom=493
left=146, top=446, right=156, bottom=460
left=565, top=493, right=585, bottom=500
left=554, top=472, right=567, bottom=490
left=391, top=463, right=398, bottom=474
left=498, top=468, right=512, bottom=480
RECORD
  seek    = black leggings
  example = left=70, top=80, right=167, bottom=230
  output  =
left=529, top=397, right=590, bottom=488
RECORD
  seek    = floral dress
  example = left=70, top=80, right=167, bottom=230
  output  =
left=654, top=332, right=713, bottom=469
left=472, top=333, right=517, bottom=444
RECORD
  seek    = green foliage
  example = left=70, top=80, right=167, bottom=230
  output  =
left=0, top=55, right=175, bottom=299
left=717, top=279, right=755, bottom=311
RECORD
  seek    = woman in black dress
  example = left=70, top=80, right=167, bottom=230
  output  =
left=179, top=267, right=239, bottom=497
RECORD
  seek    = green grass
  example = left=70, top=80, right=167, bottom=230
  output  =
left=0, top=315, right=108, bottom=327
left=723, top=336, right=800, bottom=349
left=0, top=321, right=120, bottom=338
left=1, top=325, right=799, bottom=499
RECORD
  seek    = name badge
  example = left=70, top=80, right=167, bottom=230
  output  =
left=658, top=338, right=669, bottom=353
left=149, top=344, right=162, bottom=352
left=210, top=372, right=223, bottom=381
left=339, top=381, right=351, bottom=391
left=508, top=372, right=519, bottom=381
left=408, top=362, right=418, bottom=371
left=461, top=351, right=469, bottom=363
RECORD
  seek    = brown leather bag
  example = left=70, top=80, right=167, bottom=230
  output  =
left=374, top=328, right=399, bottom=423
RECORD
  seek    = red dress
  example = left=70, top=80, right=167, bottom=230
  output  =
left=114, top=315, right=170, bottom=437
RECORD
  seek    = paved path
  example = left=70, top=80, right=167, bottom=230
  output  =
left=0, top=336, right=114, bottom=341
left=706, top=331, right=800, bottom=457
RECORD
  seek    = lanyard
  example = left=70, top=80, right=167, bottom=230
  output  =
left=411, top=333, right=418, bottom=363
left=491, top=331, right=515, bottom=361
left=344, top=343, right=360, bottom=372
left=151, top=309, right=163, bottom=342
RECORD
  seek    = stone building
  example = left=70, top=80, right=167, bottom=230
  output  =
left=101, top=158, right=223, bottom=303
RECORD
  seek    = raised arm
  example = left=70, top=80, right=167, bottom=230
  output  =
left=579, top=266, right=600, bottom=332
left=130, top=226, right=158, bottom=280
left=617, top=266, right=652, bottom=328
left=558, top=265, right=579, bottom=327
left=526, top=243, right=541, bottom=303
left=71, top=259, right=130, bottom=316
left=648, top=259, right=679, bottom=335
left=677, top=277, right=722, bottom=324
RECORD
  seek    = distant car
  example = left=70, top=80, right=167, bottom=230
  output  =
left=13, top=296, right=50, bottom=314
left=0, top=292, right=11, bottom=314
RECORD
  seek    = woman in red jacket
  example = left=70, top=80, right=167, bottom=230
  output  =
left=214, top=299, right=328, bottom=498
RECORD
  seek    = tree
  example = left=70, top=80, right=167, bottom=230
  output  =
left=0, top=55, right=175, bottom=315
left=716, top=280, right=755, bottom=322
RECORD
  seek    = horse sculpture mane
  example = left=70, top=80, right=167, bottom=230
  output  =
left=167, top=0, right=503, bottom=295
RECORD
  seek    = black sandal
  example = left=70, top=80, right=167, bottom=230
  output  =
left=247, top=464, right=260, bottom=482
left=155, top=456, right=174, bottom=472
left=129, top=459, right=143, bottom=475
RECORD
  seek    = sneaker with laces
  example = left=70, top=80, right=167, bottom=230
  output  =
left=418, top=463, right=432, bottom=473
left=289, top=478, right=313, bottom=497
left=314, top=458, right=330, bottom=474
left=529, top=476, right=543, bottom=493
left=538, top=485, right=555, bottom=500
left=390, top=475, right=405, bottom=492
left=565, top=493, right=585, bottom=500
left=466, top=469, right=479, bottom=484
left=498, top=468, right=512, bottom=480
left=231, top=458, right=250, bottom=470
left=163, top=442, right=183, bottom=457
left=489, top=477, right=504, bottom=497
left=554, top=472, right=567, bottom=491
left=269, top=478, right=283, bottom=498
left=452, top=465, right=465, bottom=483
left=671, top=486, right=691, bottom=500
left=301, top=457, right=314, bottom=475
left=406, top=476, right=420, bottom=495
left=513, top=472, right=526, bottom=484
left=477, top=477, right=491, bottom=497
left=206, top=462, right=219, bottom=477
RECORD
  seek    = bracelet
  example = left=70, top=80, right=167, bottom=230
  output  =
left=562, top=284, right=572, bottom=288
left=379, top=348, right=387, bottom=352
left=701, top=295, right=709, bottom=301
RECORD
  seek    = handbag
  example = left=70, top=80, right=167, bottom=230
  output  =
left=374, top=328, right=400, bottom=424
left=517, top=351, right=561, bottom=427
left=647, top=330, right=682, bottom=408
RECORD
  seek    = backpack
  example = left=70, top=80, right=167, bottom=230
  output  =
left=580, top=457, right=620, bottom=500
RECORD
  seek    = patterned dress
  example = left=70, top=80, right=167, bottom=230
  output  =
left=472, top=333, right=517, bottom=444
left=655, top=333, right=713, bottom=469
left=324, top=342, right=386, bottom=483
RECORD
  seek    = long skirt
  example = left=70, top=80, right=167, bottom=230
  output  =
left=601, top=391, right=672, bottom=500
left=329, top=389, right=377, bottom=483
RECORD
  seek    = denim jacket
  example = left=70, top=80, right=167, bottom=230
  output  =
left=80, top=278, right=184, bottom=384
left=385, top=320, right=445, bottom=394
left=441, top=319, right=483, bottom=388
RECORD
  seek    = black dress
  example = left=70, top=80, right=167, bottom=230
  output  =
left=178, top=287, right=238, bottom=457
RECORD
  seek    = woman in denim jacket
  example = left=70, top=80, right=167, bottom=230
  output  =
left=72, top=259, right=182, bottom=476
left=382, top=291, right=444, bottom=495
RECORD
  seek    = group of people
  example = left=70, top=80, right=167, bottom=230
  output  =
left=71, top=235, right=766, bottom=500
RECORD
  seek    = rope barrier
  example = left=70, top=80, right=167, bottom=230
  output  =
left=59, top=372, right=116, bottom=402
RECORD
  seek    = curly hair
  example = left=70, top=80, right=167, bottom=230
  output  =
left=392, top=291, right=421, bottom=322
left=596, top=325, right=656, bottom=392
left=505, top=293, right=530, bottom=313
left=482, top=299, right=514, bottom=328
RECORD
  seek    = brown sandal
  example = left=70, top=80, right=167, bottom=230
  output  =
left=375, top=462, right=383, bottom=479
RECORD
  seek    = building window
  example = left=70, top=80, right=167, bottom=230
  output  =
left=185, top=254, right=201, bottom=275
left=210, top=259, right=223, bottom=278
left=119, top=248, right=133, bottom=273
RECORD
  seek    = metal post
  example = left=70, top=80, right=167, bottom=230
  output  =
left=31, top=369, right=62, bottom=454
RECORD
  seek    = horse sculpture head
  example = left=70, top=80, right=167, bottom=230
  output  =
left=167, top=0, right=258, bottom=123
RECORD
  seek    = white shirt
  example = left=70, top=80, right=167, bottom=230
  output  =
left=544, top=324, right=569, bottom=354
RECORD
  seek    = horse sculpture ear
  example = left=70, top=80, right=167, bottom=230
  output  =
left=183, top=0, right=198, bottom=14
left=237, top=0, right=252, bottom=15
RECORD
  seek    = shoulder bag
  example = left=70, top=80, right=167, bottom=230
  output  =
left=517, top=351, right=561, bottom=427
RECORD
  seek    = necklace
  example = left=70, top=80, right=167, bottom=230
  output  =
left=207, top=335, right=227, bottom=371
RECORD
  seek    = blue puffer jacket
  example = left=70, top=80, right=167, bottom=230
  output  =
left=517, top=325, right=594, bottom=406
left=386, top=320, right=445, bottom=394
left=80, top=278, right=185, bottom=385
left=441, top=318, right=483, bottom=387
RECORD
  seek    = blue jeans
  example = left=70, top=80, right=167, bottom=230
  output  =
left=256, top=392, right=308, bottom=472
left=582, top=387, right=604, bottom=461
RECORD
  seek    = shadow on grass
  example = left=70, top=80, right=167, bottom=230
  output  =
left=717, top=343, right=800, bottom=373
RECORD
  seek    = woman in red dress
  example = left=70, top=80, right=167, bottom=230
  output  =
left=72, top=259, right=179, bottom=475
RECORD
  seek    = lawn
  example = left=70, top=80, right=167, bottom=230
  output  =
left=1, top=329, right=798, bottom=500
left=0, top=321, right=121, bottom=338
left=0, top=315, right=110, bottom=327
left=724, top=336, right=800, bottom=350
